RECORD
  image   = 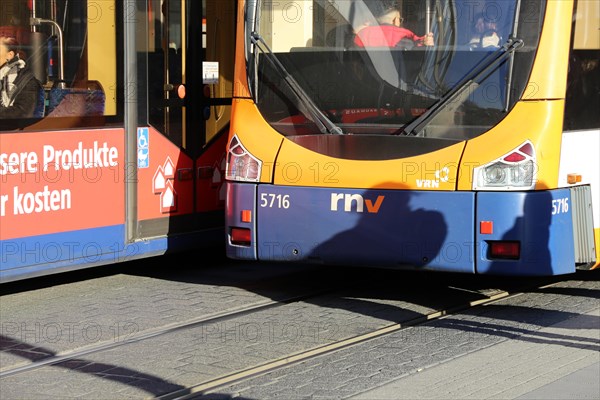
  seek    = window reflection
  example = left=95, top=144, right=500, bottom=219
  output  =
left=0, top=0, right=120, bottom=130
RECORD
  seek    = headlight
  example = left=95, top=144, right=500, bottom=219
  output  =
left=473, top=141, right=536, bottom=190
left=225, top=134, right=262, bottom=182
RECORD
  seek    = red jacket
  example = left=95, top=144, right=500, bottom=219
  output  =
left=354, top=25, right=425, bottom=47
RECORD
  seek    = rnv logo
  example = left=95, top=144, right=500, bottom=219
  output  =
left=330, top=193, right=385, bottom=213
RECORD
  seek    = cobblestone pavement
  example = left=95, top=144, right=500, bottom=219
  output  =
left=1, top=254, right=598, bottom=400
left=198, top=272, right=599, bottom=400
left=1, top=254, right=326, bottom=372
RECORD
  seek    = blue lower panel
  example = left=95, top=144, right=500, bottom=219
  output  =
left=476, top=189, right=575, bottom=276
left=0, top=226, right=169, bottom=282
left=255, top=186, right=476, bottom=274
left=226, top=183, right=258, bottom=260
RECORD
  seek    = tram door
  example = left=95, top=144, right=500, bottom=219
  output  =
left=136, top=0, right=235, bottom=240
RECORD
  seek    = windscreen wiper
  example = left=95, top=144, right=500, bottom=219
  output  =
left=250, top=32, right=344, bottom=135
left=402, top=37, right=524, bottom=137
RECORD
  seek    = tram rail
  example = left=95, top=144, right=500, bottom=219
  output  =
left=0, top=261, right=572, bottom=400
left=0, top=288, right=332, bottom=378
left=158, top=289, right=519, bottom=399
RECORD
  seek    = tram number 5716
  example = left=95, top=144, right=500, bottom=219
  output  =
left=260, top=193, right=290, bottom=209
left=551, top=198, right=569, bottom=215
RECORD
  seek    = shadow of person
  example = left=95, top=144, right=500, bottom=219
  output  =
left=306, top=183, right=448, bottom=271
left=481, top=188, right=567, bottom=276
left=0, top=335, right=186, bottom=396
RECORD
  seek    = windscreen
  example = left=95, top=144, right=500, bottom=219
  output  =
left=248, top=0, right=544, bottom=140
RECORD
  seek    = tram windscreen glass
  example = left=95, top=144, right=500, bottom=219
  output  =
left=249, top=0, right=543, bottom=139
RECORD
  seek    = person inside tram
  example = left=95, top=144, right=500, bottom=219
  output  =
left=325, top=4, right=375, bottom=48
left=467, top=12, right=501, bottom=49
left=326, top=22, right=364, bottom=48
left=0, top=35, right=41, bottom=119
left=353, top=1, right=434, bottom=48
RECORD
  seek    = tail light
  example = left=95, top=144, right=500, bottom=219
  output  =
left=488, top=241, right=520, bottom=259
left=230, top=227, right=252, bottom=246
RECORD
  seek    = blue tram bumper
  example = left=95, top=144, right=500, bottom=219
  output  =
left=226, top=183, right=578, bottom=276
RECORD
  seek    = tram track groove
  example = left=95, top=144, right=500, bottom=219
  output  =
left=155, top=288, right=518, bottom=400
left=1, top=273, right=560, bottom=398
left=0, top=288, right=334, bottom=378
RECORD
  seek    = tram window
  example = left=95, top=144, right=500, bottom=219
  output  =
left=140, top=0, right=185, bottom=147
left=564, top=0, right=600, bottom=131
left=0, top=0, right=122, bottom=131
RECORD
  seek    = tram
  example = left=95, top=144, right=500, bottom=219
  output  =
left=0, top=0, right=237, bottom=282
left=225, top=0, right=599, bottom=275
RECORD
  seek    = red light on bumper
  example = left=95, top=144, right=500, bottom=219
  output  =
left=489, top=241, right=520, bottom=259
left=230, top=227, right=251, bottom=246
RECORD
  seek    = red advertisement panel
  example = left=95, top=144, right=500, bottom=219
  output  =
left=0, top=129, right=125, bottom=240
left=136, top=127, right=194, bottom=220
